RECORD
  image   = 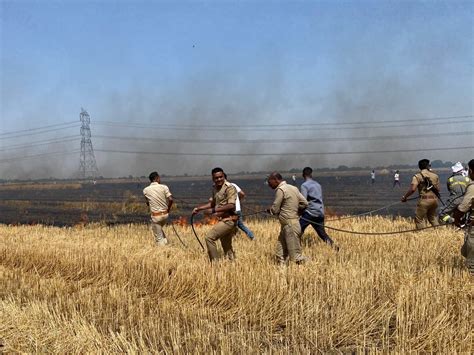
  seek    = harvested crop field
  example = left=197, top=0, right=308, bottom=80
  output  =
left=0, top=217, right=472, bottom=353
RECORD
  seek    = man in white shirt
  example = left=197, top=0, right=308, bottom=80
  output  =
left=393, top=170, right=401, bottom=188
left=228, top=178, right=255, bottom=240
left=143, top=171, right=173, bottom=246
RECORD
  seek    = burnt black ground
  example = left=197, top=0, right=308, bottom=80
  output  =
left=0, top=171, right=452, bottom=227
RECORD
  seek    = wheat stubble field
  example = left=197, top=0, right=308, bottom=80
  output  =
left=0, top=217, right=472, bottom=353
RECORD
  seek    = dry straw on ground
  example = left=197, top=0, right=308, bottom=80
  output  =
left=0, top=216, right=472, bottom=353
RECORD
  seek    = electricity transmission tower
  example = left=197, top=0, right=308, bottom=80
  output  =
left=79, top=108, right=99, bottom=179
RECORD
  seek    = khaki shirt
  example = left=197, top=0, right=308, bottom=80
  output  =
left=212, top=180, right=237, bottom=215
left=270, top=181, right=308, bottom=224
left=411, top=169, right=440, bottom=197
left=143, top=182, right=172, bottom=213
left=458, top=182, right=474, bottom=217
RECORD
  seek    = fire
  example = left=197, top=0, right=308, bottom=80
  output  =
left=203, top=215, right=219, bottom=225
left=173, top=216, right=188, bottom=226
left=173, top=215, right=220, bottom=228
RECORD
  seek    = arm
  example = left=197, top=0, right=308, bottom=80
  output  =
left=268, top=188, right=284, bottom=215
left=300, top=184, right=308, bottom=199
left=193, top=201, right=212, bottom=215
left=454, top=187, right=473, bottom=227
left=167, top=196, right=173, bottom=212
left=297, top=191, right=309, bottom=210
left=401, top=176, right=418, bottom=202
left=238, top=190, right=245, bottom=200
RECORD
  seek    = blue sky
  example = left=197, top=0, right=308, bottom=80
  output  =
left=0, top=0, right=473, bottom=177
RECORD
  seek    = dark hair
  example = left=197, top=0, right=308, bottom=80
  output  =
left=418, top=159, right=430, bottom=170
left=211, top=167, right=224, bottom=175
left=302, top=167, right=312, bottom=177
left=269, top=172, right=283, bottom=181
left=149, top=171, right=159, bottom=182
left=468, top=159, right=474, bottom=171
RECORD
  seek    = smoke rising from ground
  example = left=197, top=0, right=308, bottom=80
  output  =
left=1, top=2, right=472, bottom=179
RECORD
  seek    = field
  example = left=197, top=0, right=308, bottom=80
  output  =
left=1, top=216, right=471, bottom=353
left=0, top=170, right=453, bottom=226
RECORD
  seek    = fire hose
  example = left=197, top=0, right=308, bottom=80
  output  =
left=170, top=220, right=187, bottom=248
left=190, top=214, right=205, bottom=251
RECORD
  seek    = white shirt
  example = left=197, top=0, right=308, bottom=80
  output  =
left=394, top=173, right=400, bottom=181
left=231, top=183, right=242, bottom=212
left=143, top=182, right=172, bottom=213
left=371, top=172, right=375, bottom=179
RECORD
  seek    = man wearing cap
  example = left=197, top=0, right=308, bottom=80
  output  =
left=143, top=171, right=173, bottom=246
left=439, top=162, right=471, bottom=224
left=454, top=159, right=474, bottom=275
left=193, top=167, right=238, bottom=261
left=401, top=159, right=440, bottom=229
left=267, top=172, right=308, bottom=265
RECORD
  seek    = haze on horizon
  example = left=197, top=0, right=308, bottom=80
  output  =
left=1, top=1, right=473, bottom=179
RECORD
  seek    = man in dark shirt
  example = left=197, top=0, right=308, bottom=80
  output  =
left=299, top=167, right=336, bottom=248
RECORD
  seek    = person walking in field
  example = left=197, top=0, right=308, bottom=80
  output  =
left=393, top=170, right=401, bottom=188
left=401, top=159, right=440, bottom=229
left=439, top=162, right=471, bottom=224
left=267, top=172, right=308, bottom=265
left=454, top=159, right=474, bottom=275
left=371, top=170, right=376, bottom=184
left=192, top=168, right=239, bottom=262
left=299, top=167, right=336, bottom=248
left=143, top=171, right=173, bottom=246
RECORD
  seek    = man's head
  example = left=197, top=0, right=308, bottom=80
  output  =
left=267, top=171, right=283, bottom=189
left=451, top=162, right=464, bottom=174
left=211, top=167, right=226, bottom=187
left=149, top=171, right=160, bottom=182
left=418, top=159, right=430, bottom=170
left=468, top=159, right=474, bottom=179
left=302, top=167, right=312, bottom=179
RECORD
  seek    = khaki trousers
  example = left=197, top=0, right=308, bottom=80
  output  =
left=151, top=214, right=168, bottom=246
left=415, top=199, right=439, bottom=229
left=205, top=220, right=236, bottom=261
left=461, top=225, right=474, bottom=274
left=276, top=219, right=304, bottom=264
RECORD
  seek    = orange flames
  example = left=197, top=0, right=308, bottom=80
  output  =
left=174, top=214, right=219, bottom=228
left=203, top=215, right=219, bottom=226
left=173, top=216, right=188, bottom=226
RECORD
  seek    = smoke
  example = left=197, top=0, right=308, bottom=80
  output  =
left=1, top=2, right=472, bottom=179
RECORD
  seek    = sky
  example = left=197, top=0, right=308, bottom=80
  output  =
left=0, top=0, right=473, bottom=179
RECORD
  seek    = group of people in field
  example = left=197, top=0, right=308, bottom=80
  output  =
left=143, top=159, right=474, bottom=274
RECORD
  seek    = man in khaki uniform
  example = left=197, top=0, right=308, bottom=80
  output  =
left=267, top=172, right=308, bottom=265
left=454, top=159, right=474, bottom=275
left=193, top=167, right=238, bottom=261
left=401, top=159, right=440, bottom=229
left=143, top=171, right=173, bottom=246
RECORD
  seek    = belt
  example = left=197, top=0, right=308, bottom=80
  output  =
left=219, top=215, right=239, bottom=222
left=420, top=195, right=436, bottom=200
left=151, top=211, right=168, bottom=216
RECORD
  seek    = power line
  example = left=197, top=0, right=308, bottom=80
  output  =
left=0, top=150, right=80, bottom=164
left=94, top=118, right=473, bottom=132
left=0, top=121, right=78, bottom=136
left=95, top=114, right=473, bottom=128
left=94, top=130, right=474, bottom=144
left=0, top=137, right=78, bottom=152
left=94, top=145, right=474, bottom=157
left=0, top=125, right=80, bottom=140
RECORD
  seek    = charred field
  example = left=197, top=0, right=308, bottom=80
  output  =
left=0, top=171, right=452, bottom=226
